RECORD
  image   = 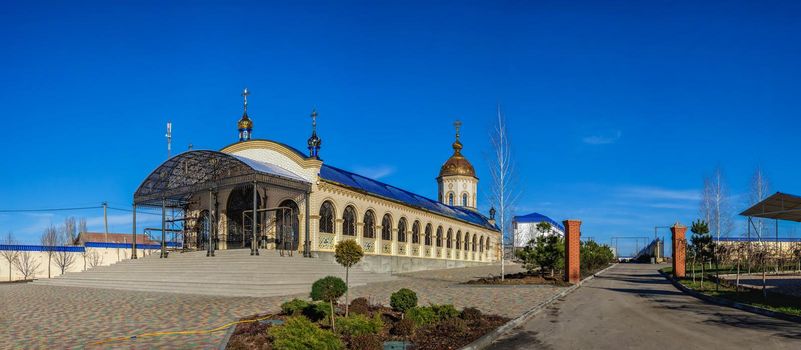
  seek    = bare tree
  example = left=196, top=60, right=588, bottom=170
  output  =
left=53, top=223, right=77, bottom=275
left=78, top=217, right=88, bottom=237
left=1, top=231, right=19, bottom=281
left=13, top=250, right=41, bottom=280
left=748, top=166, right=771, bottom=239
left=40, top=225, right=58, bottom=278
left=87, top=250, right=103, bottom=268
left=708, top=168, right=734, bottom=240
left=488, top=106, right=520, bottom=281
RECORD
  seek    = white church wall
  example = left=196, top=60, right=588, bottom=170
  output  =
left=513, top=222, right=565, bottom=248
left=0, top=246, right=161, bottom=282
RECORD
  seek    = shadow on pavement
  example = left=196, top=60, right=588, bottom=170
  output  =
left=492, top=330, right=553, bottom=350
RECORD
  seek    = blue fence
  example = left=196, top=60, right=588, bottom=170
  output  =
left=0, top=241, right=181, bottom=252
left=716, top=237, right=801, bottom=242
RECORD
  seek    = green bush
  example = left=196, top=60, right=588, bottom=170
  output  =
left=349, top=334, right=382, bottom=350
left=335, top=313, right=383, bottom=337
left=515, top=235, right=564, bottom=276
left=580, top=240, right=615, bottom=272
left=268, top=316, right=344, bottom=350
left=349, top=297, right=371, bottom=316
left=390, top=288, right=418, bottom=314
left=390, top=317, right=416, bottom=337
left=281, top=299, right=310, bottom=316
left=310, top=276, right=348, bottom=330
left=460, top=307, right=482, bottom=321
left=303, top=301, right=331, bottom=323
left=430, top=304, right=459, bottom=320
left=310, top=276, right=348, bottom=303
left=407, top=306, right=437, bottom=326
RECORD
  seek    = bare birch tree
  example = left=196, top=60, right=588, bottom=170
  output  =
left=748, top=167, right=771, bottom=239
left=708, top=167, right=734, bottom=241
left=40, top=225, right=58, bottom=278
left=87, top=250, right=103, bottom=268
left=53, top=223, right=77, bottom=275
left=1, top=231, right=19, bottom=281
left=13, top=250, right=41, bottom=280
left=488, top=106, right=520, bottom=281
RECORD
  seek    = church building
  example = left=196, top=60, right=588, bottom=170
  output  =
left=132, top=90, right=500, bottom=271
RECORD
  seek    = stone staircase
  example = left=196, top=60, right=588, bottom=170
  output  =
left=32, top=249, right=396, bottom=297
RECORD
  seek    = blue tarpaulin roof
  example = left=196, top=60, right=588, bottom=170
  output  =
left=513, top=212, right=565, bottom=231
left=318, top=164, right=498, bottom=231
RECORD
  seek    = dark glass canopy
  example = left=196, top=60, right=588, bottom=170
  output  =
left=134, top=150, right=310, bottom=207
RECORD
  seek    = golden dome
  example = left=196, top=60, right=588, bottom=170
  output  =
left=238, top=112, right=253, bottom=130
left=439, top=139, right=476, bottom=178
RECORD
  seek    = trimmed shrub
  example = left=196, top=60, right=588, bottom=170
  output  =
left=407, top=306, right=437, bottom=326
left=281, top=299, right=310, bottom=316
left=310, top=276, right=347, bottom=330
left=460, top=307, right=482, bottom=321
left=350, top=334, right=382, bottom=350
left=303, top=301, right=331, bottom=323
left=268, top=316, right=344, bottom=350
left=349, top=297, right=371, bottom=316
left=390, top=317, right=416, bottom=337
left=390, top=288, right=418, bottom=314
left=310, top=276, right=348, bottom=303
left=430, top=304, right=459, bottom=320
left=335, top=313, right=383, bottom=337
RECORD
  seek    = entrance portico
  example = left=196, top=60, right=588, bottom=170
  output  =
left=132, top=150, right=312, bottom=258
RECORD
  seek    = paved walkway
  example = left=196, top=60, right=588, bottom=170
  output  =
left=491, top=264, right=801, bottom=350
left=0, top=263, right=565, bottom=349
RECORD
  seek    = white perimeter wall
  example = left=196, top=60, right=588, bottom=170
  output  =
left=0, top=247, right=160, bottom=282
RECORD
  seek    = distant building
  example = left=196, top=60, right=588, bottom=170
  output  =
left=512, top=212, right=564, bottom=247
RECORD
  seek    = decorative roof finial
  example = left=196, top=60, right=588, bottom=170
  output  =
left=242, top=87, right=249, bottom=113
left=454, top=120, right=462, bottom=141
left=307, top=108, right=322, bottom=159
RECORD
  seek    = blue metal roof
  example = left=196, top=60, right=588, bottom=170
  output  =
left=513, top=212, right=565, bottom=231
left=318, top=164, right=498, bottom=231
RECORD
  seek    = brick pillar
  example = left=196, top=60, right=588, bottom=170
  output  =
left=563, top=220, right=581, bottom=284
left=671, top=222, right=687, bottom=278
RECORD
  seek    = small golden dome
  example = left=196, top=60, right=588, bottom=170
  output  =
left=238, top=112, right=253, bottom=130
left=439, top=139, right=476, bottom=178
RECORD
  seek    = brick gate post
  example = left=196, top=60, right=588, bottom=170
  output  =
left=563, top=220, right=581, bottom=284
left=670, top=222, right=687, bottom=278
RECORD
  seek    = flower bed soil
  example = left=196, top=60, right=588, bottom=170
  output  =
left=464, top=271, right=571, bottom=286
left=226, top=304, right=509, bottom=350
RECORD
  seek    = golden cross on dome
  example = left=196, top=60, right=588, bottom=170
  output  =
left=454, top=120, right=462, bottom=140
left=242, top=88, right=249, bottom=112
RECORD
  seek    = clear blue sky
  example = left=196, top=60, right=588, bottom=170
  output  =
left=1, top=1, right=800, bottom=254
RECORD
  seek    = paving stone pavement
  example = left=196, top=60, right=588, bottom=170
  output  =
left=0, top=263, right=565, bottom=349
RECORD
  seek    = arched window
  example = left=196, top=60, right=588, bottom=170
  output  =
left=464, top=233, right=470, bottom=250
left=472, top=235, right=477, bottom=252
left=424, top=224, right=432, bottom=246
left=462, top=193, right=468, bottom=206
left=319, top=201, right=335, bottom=234
left=479, top=236, right=484, bottom=252
left=412, top=221, right=420, bottom=244
left=398, top=218, right=407, bottom=242
left=363, top=210, right=375, bottom=238
left=448, top=193, right=454, bottom=206
left=343, top=206, right=356, bottom=236
left=485, top=237, right=491, bottom=253
left=456, top=230, right=462, bottom=250
left=381, top=214, right=392, bottom=241
left=436, top=226, right=443, bottom=247
left=446, top=229, right=453, bottom=249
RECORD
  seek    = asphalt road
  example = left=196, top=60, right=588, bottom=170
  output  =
left=490, top=264, right=801, bottom=350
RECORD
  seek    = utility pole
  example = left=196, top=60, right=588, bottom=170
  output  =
left=102, top=201, right=109, bottom=242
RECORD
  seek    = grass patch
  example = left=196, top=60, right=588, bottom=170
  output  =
left=676, top=277, right=801, bottom=317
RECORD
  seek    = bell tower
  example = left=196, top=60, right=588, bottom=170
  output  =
left=437, top=120, right=478, bottom=209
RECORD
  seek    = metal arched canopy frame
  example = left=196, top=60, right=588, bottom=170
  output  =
left=133, top=150, right=312, bottom=207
